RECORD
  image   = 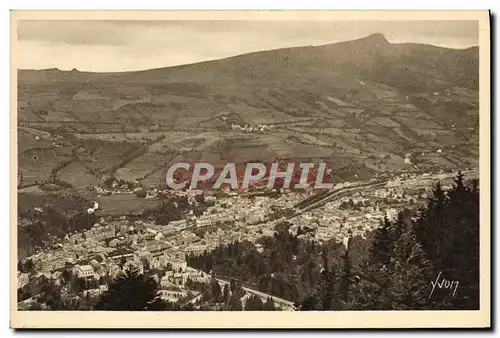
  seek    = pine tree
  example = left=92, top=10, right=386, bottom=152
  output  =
left=370, top=216, right=395, bottom=266
left=39, top=281, right=66, bottom=310
left=349, top=214, right=435, bottom=310
left=263, top=297, right=276, bottom=311
left=244, top=295, right=264, bottom=311
left=119, top=255, right=126, bottom=269
left=386, top=225, right=433, bottom=309
left=95, top=266, right=166, bottom=310
left=211, top=279, right=222, bottom=302
left=299, top=260, right=341, bottom=311
left=223, top=283, right=231, bottom=304
left=298, top=293, right=321, bottom=311
left=414, top=181, right=447, bottom=266
left=320, top=269, right=338, bottom=310
left=227, top=295, right=243, bottom=311
left=414, top=173, right=479, bottom=309
left=346, top=262, right=391, bottom=310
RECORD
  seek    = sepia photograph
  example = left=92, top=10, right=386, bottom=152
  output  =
left=10, top=10, right=490, bottom=328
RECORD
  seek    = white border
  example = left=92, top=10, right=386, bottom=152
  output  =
left=3, top=1, right=497, bottom=337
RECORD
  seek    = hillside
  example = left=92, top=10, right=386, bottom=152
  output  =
left=17, top=33, right=479, bottom=191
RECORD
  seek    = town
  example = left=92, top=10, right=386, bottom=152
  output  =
left=17, top=167, right=477, bottom=311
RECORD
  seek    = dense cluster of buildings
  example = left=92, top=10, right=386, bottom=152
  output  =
left=18, top=169, right=477, bottom=308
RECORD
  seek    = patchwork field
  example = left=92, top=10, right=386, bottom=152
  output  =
left=18, top=149, right=72, bottom=187
left=17, top=35, right=479, bottom=219
left=115, top=153, right=174, bottom=182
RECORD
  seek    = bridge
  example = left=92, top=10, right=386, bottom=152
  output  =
left=214, top=277, right=295, bottom=311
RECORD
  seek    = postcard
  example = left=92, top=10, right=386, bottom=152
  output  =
left=10, top=10, right=490, bottom=329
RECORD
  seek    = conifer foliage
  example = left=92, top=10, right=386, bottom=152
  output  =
left=95, top=266, right=167, bottom=311
left=299, top=172, right=479, bottom=310
left=350, top=172, right=479, bottom=310
left=414, top=173, right=479, bottom=309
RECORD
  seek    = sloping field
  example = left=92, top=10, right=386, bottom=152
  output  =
left=115, top=152, right=174, bottom=182
left=18, top=149, right=71, bottom=187
left=57, top=161, right=101, bottom=188
left=95, top=194, right=161, bottom=216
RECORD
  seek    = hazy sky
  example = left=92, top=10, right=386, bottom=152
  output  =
left=17, top=20, right=479, bottom=72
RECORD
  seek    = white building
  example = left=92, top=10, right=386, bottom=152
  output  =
left=73, top=264, right=96, bottom=280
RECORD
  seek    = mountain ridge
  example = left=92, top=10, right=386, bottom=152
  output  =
left=17, top=33, right=478, bottom=75
left=17, top=32, right=479, bottom=190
